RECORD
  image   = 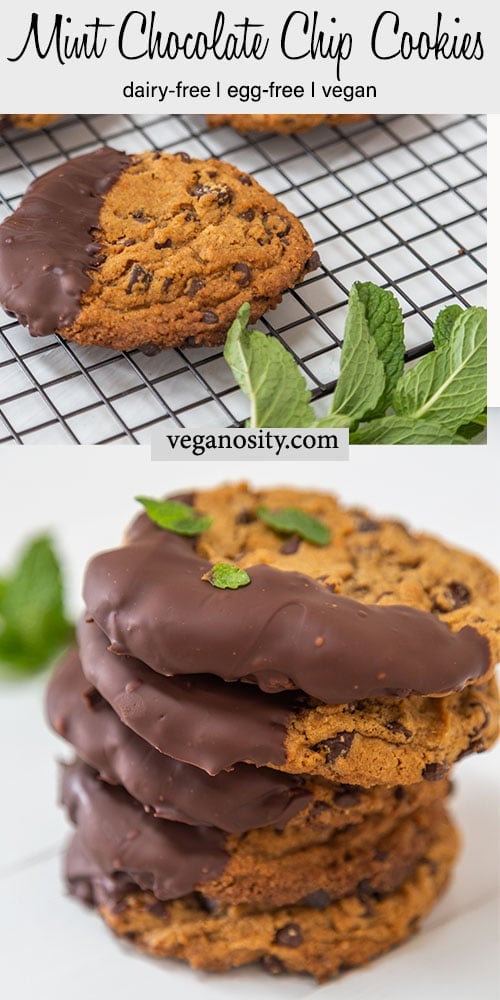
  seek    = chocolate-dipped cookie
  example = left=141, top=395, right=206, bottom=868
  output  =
left=0, top=148, right=317, bottom=350
left=61, top=760, right=447, bottom=908
left=47, top=647, right=448, bottom=837
left=66, top=809, right=459, bottom=982
left=207, top=114, right=371, bottom=134
left=77, top=616, right=498, bottom=787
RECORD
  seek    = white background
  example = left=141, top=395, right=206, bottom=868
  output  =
left=0, top=1, right=495, bottom=112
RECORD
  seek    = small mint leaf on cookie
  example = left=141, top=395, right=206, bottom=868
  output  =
left=203, top=563, right=251, bottom=589
left=257, top=506, right=330, bottom=546
left=135, top=496, right=212, bottom=536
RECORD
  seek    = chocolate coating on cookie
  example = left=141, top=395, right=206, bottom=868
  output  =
left=61, top=761, right=228, bottom=900
left=47, top=649, right=310, bottom=831
left=83, top=518, right=491, bottom=704
left=78, top=618, right=298, bottom=775
left=0, top=147, right=132, bottom=336
left=0, top=147, right=317, bottom=350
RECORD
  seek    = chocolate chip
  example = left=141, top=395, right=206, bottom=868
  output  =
left=183, top=336, right=198, bottom=347
left=393, top=786, right=406, bottom=801
left=190, top=182, right=232, bottom=206
left=422, top=762, right=449, bottom=781
left=280, top=536, right=301, bottom=555
left=233, top=262, right=252, bottom=287
left=154, top=237, right=172, bottom=250
left=308, top=800, right=329, bottom=820
left=190, top=183, right=213, bottom=197
left=333, top=787, right=362, bottom=809
left=301, top=889, right=330, bottom=910
left=274, top=924, right=303, bottom=948
left=239, top=174, right=253, bottom=186
left=357, top=879, right=375, bottom=897
left=447, top=581, right=471, bottom=609
left=147, top=899, right=169, bottom=918
left=139, top=342, right=161, bottom=357
left=202, top=311, right=219, bottom=324
left=305, top=250, right=321, bottom=272
left=122, top=238, right=136, bottom=247
left=316, top=731, right=355, bottom=763
left=469, top=701, right=491, bottom=737
left=126, top=264, right=153, bottom=294
left=351, top=510, right=380, bottom=532
left=175, top=151, right=191, bottom=163
left=187, top=277, right=205, bottom=298
left=184, top=211, right=199, bottom=223
left=162, top=277, right=173, bottom=294
left=262, top=955, right=285, bottom=975
left=238, top=208, right=255, bottom=222
left=456, top=738, right=486, bottom=761
left=385, top=720, right=413, bottom=740
left=132, top=209, right=149, bottom=222
left=374, top=849, right=388, bottom=862
left=196, top=895, right=220, bottom=913
left=236, top=509, right=256, bottom=524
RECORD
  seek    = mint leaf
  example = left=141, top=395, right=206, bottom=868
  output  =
left=329, top=285, right=385, bottom=421
left=224, top=304, right=315, bottom=427
left=257, top=506, right=330, bottom=546
left=203, top=563, right=251, bottom=590
left=392, top=307, right=486, bottom=433
left=456, top=410, right=487, bottom=440
left=136, top=496, right=212, bottom=536
left=312, top=414, right=353, bottom=428
left=350, top=416, right=465, bottom=444
left=433, top=304, right=464, bottom=350
left=354, top=281, right=405, bottom=416
left=0, top=536, right=73, bottom=676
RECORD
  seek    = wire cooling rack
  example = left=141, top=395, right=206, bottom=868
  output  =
left=0, top=114, right=486, bottom=444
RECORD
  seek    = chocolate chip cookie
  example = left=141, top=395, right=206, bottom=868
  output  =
left=207, top=114, right=371, bottom=134
left=61, top=759, right=448, bottom=908
left=0, top=114, right=60, bottom=132
left=0, top=148, right=317, bottom=350
left=66, top=809, right=459, bottom=981
left=48, top=646, right=448, bottom=836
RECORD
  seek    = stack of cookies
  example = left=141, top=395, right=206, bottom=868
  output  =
left=46, top=484, right=500, bottom=981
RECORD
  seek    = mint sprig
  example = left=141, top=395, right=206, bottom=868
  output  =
left=136, top=496, right=212, bottom=536
left=0, top=536, right=74, bottom=676
left=257, top=506, right=330, bottom=546
left=433, top=304, right=464, bottom=350
left=224, top=303, right=315, bottom=427
left=327, top=284, right=385, bottom=423
left=392, top=307, right=486, bottom=433
left=223, top=290, right=486, bottom=444
left=203, top=563, right=251, bottom=589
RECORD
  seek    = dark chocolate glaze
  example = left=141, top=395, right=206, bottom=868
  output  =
left=0, top=147, right=131, bottom=336
left=78, top=618, right=298, bottom=775
left=61, top=761, right=228, bottom=900
left=83, top=516, right=491, bottom=703
left=47, top=649, right=310, bottom=831
left=66, top=833, right=137, bottom=910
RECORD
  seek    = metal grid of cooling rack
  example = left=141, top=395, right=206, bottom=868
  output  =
left=0, top=113, right=486, bottom=444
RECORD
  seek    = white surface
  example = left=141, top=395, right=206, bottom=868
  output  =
left=0, top=433, right=499, bottom=997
